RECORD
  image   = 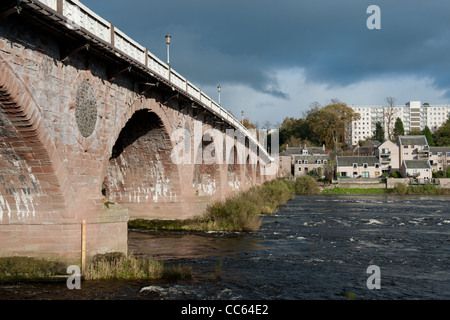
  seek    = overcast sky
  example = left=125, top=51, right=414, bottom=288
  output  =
left=82, top=0, right=450, bottom=126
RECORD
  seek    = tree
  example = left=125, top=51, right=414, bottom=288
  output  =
left=307, top=102, right=360, bottom=152
left=242, top=118, right=256, bottom=130
left=393, top=117, right=405, bottom=142
left=408, top=130, right=423, bottom=136
left=384, top=96, right=397, bottom=141
left=279, top=117, right=313, bottom=147
left=422, top=126, right=435, bottom=146
left=373, top=122, right=385, bottom=142
left=434, top=117, right=450, bottom=146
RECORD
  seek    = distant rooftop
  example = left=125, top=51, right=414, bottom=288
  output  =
left=429, top=147, right=450, bottom=154
left=336, top=156, right=379, bottom=167
left=403, top=160, right=431, bottom=169
left=285, top=146, right=326, bottom=155
left=398, top=135, right=428, bottom=146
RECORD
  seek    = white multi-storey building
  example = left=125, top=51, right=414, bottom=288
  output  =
left=349, top=101, right=450, bottom=146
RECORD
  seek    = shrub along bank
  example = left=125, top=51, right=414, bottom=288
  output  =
left=129, top=178, right=295, bottom=232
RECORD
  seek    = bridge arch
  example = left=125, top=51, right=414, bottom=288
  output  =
left=0, top=59, right=72, bottom=222
left=103, top=107, right=182, bottom=219
left=192, top=129, right=222, bottom=197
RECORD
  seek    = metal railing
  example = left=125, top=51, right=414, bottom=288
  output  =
left=25, top=0, right=272, bottom=162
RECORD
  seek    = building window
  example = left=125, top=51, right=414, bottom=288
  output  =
left=298, top=160, right=302, bottom=164
left=363, top=163, right=368, bottom=168
left=298, top=167, right=302, bottom=171
left=362, top=172, right=369, bottom=178
left=323, top=160, right=328, bottom=164
left=317, top=160, right=321, bottom=164
left=404, top=152, right=409, bottom=156
left=375, top=163, right=380, bottom=168
left=304, top=160, right=308, bottom=164
left=353, top=163, right=358, bottom=168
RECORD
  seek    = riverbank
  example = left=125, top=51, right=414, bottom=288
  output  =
left=130, top=178, right=295, bottom=232
left=322, top=183, right=450, bottom=195
left=0, top=253, right=191, bottom=283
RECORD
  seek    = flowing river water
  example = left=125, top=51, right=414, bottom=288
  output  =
left=1, top=195, right=449, bottom=300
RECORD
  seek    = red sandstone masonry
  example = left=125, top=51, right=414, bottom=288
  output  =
left=0, top=15, right=272, bottom=262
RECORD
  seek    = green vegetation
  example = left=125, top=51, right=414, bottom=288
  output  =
left=294, top=176, right=321, bottom=194
left=197, top=179, right=295, bottom=231
left=322, top=187, right=388, bottom=195
left=388, top=183, right=450, bottom=195
left=433, top=167, right=450, bottom=178
left=84, top=253, right=191, bottom=280
left=0, top=257, right=66, bottom=282
left=130, top=179, right=295, bottom=232
left=279, top=100, right=359, bottom=152
left=373, top=122, right=385, bottom=143
left=433, top=117, right=450, bottom=146
left=0, top=254, right=192, bottom=282
left=423, top=126, right=435, bottom=146
left=393, top=117, right=405, bottom=142
left=128, top=219, right=200, bottom=231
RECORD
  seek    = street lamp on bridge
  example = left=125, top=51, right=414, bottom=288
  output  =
left=165, top=33, right=171, bottom=65
left=217, top=85, right=221, bottom=105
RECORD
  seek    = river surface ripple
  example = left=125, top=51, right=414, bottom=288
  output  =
left=1, top=195, right=449, bottom=300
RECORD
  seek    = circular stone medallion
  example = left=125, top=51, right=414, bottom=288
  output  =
left=75, top=80, right=97, bottom=138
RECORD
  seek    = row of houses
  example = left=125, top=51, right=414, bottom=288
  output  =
left=278, top=145, right=330, bottom=178
left=278, top=135, right=450, bottom=181
left=337, top=135, right=450, bottom=180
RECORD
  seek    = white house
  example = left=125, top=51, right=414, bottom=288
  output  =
left=401, top=160, right=432, bottom=180
left=335, top=156, right=382, bottom=179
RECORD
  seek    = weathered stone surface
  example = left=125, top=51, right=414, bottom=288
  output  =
left=0, top=14, right=275, bottom=262
left=75, top=80, right=97, bottom=138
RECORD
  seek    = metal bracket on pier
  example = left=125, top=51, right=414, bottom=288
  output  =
left=163, top=93, right=179, bottom=105
left=108, top=65, right=132, bottom=82
left=61, top=44, right=90, bottom=63
left=0, top=1, right=22, bottom=19
left=138, top=82, right=159, bottom=96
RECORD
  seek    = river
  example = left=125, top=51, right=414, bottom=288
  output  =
left=0, top=195, right=449, bottom=300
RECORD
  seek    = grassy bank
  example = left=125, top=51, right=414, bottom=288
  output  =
left=388, top=183, right=450, bottom=195
left=321, top=183, right=450, bottom=195
left=321, top=187, right=388, bottom=195
left=130, top=178, right=295, bottom=232
left=84, top=253, right=191, bottom=280
left=0, top=256, right=66, bottom=282
left=0, top=253, right=191, bottom=282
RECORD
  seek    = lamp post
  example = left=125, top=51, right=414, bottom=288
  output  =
left=165, top=33, right=171, bottom=65
left=241, top=110, right=244, bottom=124
left=217, top=85, right=221, bottom=105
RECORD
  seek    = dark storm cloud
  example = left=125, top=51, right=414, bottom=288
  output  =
left=82, top=0, right=450, bottom=97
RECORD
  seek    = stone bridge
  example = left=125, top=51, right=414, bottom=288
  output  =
left=0, top=0, right=276, bottom=263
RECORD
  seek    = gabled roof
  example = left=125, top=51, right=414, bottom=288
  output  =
left=429, top=146, right=450, bottom=154
left=402, top=160, right=431, bottom=169
left=336, top=156, right=380, bottom=167
left=378, top=139, right=398, bottom=149
left=398, top=135, right=428, bottom=146
left=285, top=146, right=326, bottom=155
left=294, top=154, right=330, bottom=162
